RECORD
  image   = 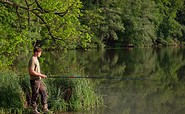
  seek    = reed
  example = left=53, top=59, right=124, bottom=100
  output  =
left=46, top=76, right=103, bottom=112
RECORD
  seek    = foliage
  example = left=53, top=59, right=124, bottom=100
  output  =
left=120, top=0, right=158, bottom=46
left=154, top=0, right=184, bottom=41
left=0, top=71, right=25, bottom=111
left=80, top=0, right=185, bottom=47
left=81, top=0, right=125, bottom=48
left=0, top=0, right=91, bottom=48
left=0, top=0, right=91, bottom=68
left=0, top=4, right=28, bottom=68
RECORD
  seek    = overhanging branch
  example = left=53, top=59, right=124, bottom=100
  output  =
left=0, top=0, right=68, bottom=42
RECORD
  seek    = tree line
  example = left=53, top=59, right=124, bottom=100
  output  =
left=81, top=0, right=185, bottom=47
left=0, top=0, right=185, bottom=67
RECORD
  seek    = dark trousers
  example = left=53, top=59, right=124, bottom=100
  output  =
left=30, top=79, right=48, bottom=109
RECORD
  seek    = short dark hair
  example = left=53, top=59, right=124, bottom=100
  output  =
left=33, top=47, right=42, bottom=53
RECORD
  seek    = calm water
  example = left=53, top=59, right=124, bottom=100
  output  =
left=14, top=47, right=185, bottom=114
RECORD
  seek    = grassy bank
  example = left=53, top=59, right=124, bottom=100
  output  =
left=0, top=71, right=25, bottom=114
left=0, top=71, right=103, bottom=113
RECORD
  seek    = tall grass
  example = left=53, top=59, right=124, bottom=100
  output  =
left=0, top=71, right=103, bottom=113
left=0, top=71, right=25, bottom=113
left=46, top=77, right=103, bottom=112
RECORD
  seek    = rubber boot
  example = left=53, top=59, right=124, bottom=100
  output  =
left=42, top=104, right=50, bottom=113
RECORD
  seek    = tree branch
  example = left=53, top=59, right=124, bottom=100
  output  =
left=0, top=0, right=55, bottom=40
left=34, top=0, right=44, bottom=13
left=24, top=0, right=30, bottom=26
left=34, top=0, right=74, bottom=17
left=0, top=0, right=67, bottom=47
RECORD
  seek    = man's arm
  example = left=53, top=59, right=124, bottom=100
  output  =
left=28, top=68, right=47, bottom=78
left=28, top=57, right=47, bottom=78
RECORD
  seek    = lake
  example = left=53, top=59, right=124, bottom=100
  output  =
left=13, top=47, right=185, bottom=114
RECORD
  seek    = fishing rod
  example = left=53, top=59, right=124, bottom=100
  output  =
left=17, top=74, right=147, bottom=80
left=47, top=75, right=147, bottom=80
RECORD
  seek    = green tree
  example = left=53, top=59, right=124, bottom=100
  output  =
left=154, top=0, right=184, bottom=45
left=0, top=0, right=91, bottom=68
left=119, top=0, right=158, bottom=46
left=81, top=0, right=185, bottom=47
left=175, top=0, right=185, bottom=42
left=81, top=0, right=124, bottom=48
left=0, top=3, right=28, bottom=68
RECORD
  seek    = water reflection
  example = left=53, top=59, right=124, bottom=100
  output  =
left=13, top=47, right=185, bottom=114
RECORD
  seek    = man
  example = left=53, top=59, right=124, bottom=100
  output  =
left=28, top=47, right=49, bottom=114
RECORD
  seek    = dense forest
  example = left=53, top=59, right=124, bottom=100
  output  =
left=81, top=0, right=185, bottom=47
left=1, top=0, right=185, bottom=67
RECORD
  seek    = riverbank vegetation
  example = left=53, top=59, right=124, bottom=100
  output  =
left=0, top=70, right=102, bottom=113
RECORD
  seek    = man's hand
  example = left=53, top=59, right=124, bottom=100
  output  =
left=40, top=74, right=47, bottom=78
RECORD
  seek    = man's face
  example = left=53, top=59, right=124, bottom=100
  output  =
left=36, top=51, right=42, bottom=57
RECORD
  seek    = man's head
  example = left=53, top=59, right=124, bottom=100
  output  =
left=33, top=47, right=42, bottom=57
